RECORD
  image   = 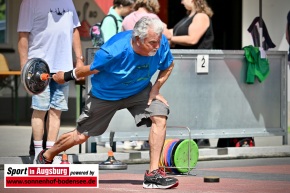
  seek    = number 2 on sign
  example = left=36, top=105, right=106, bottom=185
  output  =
left=196, top=55, right=209, bottom=73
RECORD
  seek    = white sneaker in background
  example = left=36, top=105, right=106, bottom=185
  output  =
left=134, top=141, right=144, bottom=150
left=123, top=141, right=137, bottom=150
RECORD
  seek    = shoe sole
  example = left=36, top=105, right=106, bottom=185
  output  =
left=143, top=181, right=179, bottom=189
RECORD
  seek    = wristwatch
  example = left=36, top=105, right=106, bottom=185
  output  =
left=76, top=55, right=84, bottom=62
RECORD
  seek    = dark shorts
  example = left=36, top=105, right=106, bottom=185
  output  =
left=76, top=84, right=170, bottom=136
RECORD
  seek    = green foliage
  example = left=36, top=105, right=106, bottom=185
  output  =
left=0, top=0, right=6, bottom=20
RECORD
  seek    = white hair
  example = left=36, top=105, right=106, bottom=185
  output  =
left=132, top=16, right=164, bottom=42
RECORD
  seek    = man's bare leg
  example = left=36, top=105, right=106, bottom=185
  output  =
left=149, top=115, right=166, bottom=173
left=43, top=129, right=89, bottom=161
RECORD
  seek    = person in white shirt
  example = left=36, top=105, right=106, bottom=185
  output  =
left=17, top=0, right=84, bottom=163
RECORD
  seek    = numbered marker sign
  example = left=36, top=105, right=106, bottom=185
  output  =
left=196, top=55, right=209, bottom=74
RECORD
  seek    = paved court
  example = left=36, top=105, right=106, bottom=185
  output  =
left=1, top=157, right=290, bottom=193
left=0, top=125, right=290, bottom=193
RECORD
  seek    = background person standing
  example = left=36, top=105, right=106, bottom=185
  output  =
left=17, top=0, right=84, bottom=163
left=101, top=0, right=136, bottom=43
left=122, top=0, right=171, bottom=40
left=168, top=0, right=214, bottom=49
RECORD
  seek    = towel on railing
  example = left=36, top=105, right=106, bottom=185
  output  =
left=243, top=45, right=270, bottom=84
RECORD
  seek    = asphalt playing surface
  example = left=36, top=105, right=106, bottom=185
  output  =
left=1, top=157, right=290, bottom=193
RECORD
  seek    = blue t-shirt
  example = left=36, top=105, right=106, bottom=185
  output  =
left=90, top=30, right=173, bottom=100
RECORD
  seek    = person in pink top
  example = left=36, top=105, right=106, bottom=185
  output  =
left=122, top=0, right=171, bottom=39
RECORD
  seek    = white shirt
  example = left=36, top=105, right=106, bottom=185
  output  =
left=17, top=0, right=80, bottom=72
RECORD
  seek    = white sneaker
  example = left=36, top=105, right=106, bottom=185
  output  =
left=123, top=141, right=137, bottom=150
left=134, top=141, right=144, bottom=150
left=134, top=141, right=150, bottom=150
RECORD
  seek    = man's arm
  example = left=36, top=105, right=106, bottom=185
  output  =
left=53, top=65, right=98, bottom=84
left=170, top=13, right=209, bottom=46
left=72, top=28, right=84, bottom=68
left=18, top=32, right=29, bottom=70
left=149, top=62, right=175, bottom=106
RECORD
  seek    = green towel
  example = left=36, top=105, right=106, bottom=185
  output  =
left=243, top=45, right=270, bottom=84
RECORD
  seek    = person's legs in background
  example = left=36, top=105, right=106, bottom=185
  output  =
left=45, top=108, right=62, bottom=163
left=31, top=109, right=61, bottom=163
left=31, top=80, right=69, bottom=164
left=46, top=108, right=61, bottom=147
left=29, top=113, right=48, bottom=156
left=31, top=109, right=47, bottom=164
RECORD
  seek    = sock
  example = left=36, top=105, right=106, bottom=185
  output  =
left=46, top=141, right=62, bottom=164
left=46, top=141, right=55, bottom=149
left=33, top=140, right=43, bottom=163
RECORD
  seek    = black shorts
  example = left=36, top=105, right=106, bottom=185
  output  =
left=76, top=83, right=170, bottom=136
